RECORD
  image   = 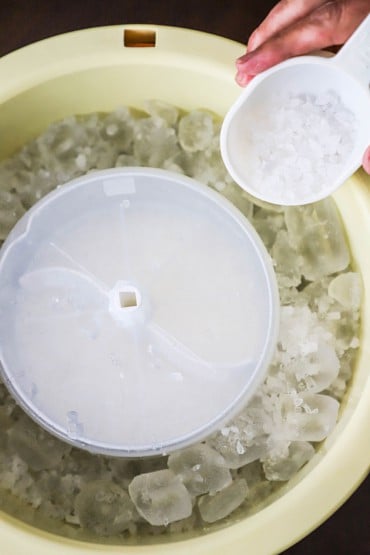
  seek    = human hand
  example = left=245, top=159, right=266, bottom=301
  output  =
left=236, top=0, right=370, bottom=174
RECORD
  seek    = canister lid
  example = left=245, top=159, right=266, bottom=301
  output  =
left=0, top=168, right=279, bottom=456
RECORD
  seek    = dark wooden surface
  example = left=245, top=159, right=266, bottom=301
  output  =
left=0, top=1, right=369, bottom=553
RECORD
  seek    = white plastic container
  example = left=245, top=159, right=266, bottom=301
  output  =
left=0, top=167, right=278, bottom=457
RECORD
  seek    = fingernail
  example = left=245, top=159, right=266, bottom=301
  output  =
left=236, top=52, right=252, bottom=67
left=235, top=71, right=254, bottom=87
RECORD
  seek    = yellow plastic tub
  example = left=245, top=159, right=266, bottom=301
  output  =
left=0, top=25, right=369, bottom=555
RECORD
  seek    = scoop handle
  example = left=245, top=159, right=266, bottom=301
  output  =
left=332, top=14, right=370, bottom=88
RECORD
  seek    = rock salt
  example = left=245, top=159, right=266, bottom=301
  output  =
left=244, top=90, right=356, bottom=203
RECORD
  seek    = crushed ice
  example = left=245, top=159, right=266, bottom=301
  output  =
left=0, top=100, right=361, bottom=537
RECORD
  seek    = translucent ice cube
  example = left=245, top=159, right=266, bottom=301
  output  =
left=0, top=190, right=25, bottom=240
left=143, top=99, right=179, bottom=126
left=128, top=469, right=192, bottom=526
left=0, top=452, right=31, bottom=495
left=168, top=444, right=232, bottom=495
left=283, top=393, right=339, bottom=441
left=209, top=432, right=268, bottom=469
left=178, top=149, right=230, bottom=191
left=115, top=154, right=139, bottom=168
left=198, top=479, right=247, bottom=523
left=328, top=272, right=362, bottom=310
left=222, top=183, right=254, bottom=220
left=7, top=415, right=71, bottom=471
left=284, top=340, right=340, bottom=393
left=272, top=230, right=302, bottom=288
left=34, top=471, right=82, bottom=518
left=236, top=459, right=276, bottom=503
left=62, top=449, right=108, bottom=481
left=101, top=109, right=134, bottom=151
left=263, top=441, right=315, bottom=481
left=1, top=417, right=14, bottom=449
left=178, top=111, right=214, bottom=152
left=285, top=199, right=350, bottom=280
left=75, top=479, right=135, bottom=535
left=252, top=210, right=285, bottom=249
left=133, top=117, right=179, bottom=166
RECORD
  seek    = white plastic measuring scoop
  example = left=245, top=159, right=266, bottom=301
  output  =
left=221, top=15, right=370, bottom=206
left=0, top=168, right=279, bottom=457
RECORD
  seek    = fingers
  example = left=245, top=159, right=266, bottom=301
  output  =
left=363, top=147, right=370, bottom=175
left=248, top=0, right=327, bottom=51
left=236, top=2, right=344, bottom=85
left=236, top=0, right=370, bottom=86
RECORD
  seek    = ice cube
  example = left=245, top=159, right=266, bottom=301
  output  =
left=143, top=99, right=179, bottom=126
left=222, top=183, right=254, bottom=220
left=263, top=441, right=315, bottom=481
left=128, top=469, right=192, bottom=526
left=209, top=433, right=268, bottom=469
left=0, top=451, right=34, bottom=500
left=75, top=479, right=135, bottom=535
left=75, top=153, right=87, bottom=170
left=252, top=210, right=285, bottom=249
left=178, top=111, right=214, bottom=152
left=285, top=340, right=340, bottom=393
left=177, top=148, right=228, bottom=190
left=133, top=117, right=179, bottom=166
left=272, top=230, right=302, bottom=287
left=62, top=448, right=107, bottom=481
left=198, top=479, right=247, bottom=523
left=283, top=393, right=339, bottom=441
left=0, top=189, right=25, bottom=240
left=0, top=406, right=13, bottom=448
left=168, top=444, right=231, bottom=495
left=7, top=415, right=71, bottom=471
left=285, top=199, right=350, bottom=280
left=328, top=272, right=361, bottom=310
left=236, top=460, right=276, bottom=502
left=101, top=109, right=134, bottom=151
left=35, top=471, right=81, bottom=518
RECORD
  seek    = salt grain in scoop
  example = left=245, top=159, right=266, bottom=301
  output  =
left=244, top=90, right=356, bottom=203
